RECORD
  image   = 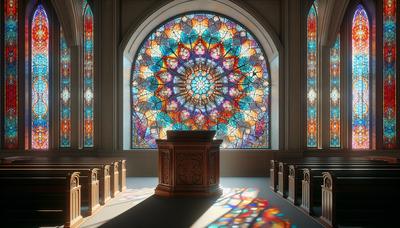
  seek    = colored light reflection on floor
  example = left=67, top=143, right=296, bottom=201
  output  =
left=253, top=208, right=293, bottom=228
left=205, top=188, right=293, bottom=228
left=82, top=187, right=294, bottom=228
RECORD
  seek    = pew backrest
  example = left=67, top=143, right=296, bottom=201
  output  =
left=0, top=170, right=83, bottom=228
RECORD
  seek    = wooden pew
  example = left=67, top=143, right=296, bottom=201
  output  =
left=84, top=157, right=126, bottom=193
left=0, top=156, right=34, bottom=164
left=0, top=166, right=101, bottom=216
left=63, top=157, right=126, bottom=195
left=1, top=163, right=112, bottom=205
left=91, top=157, right=127, bottom=193
left=9, top=156, right=126, bottom=199
left=120, top=159, right=127, bottom=192
left=269, top=160, right=278, bottom=191
left=0, top=170, right=83, bottom=228
left=1, top=156, right=127, bottom=194
left=277, top=158, right=385, bottom=197
left=320, top=170, right=400, bottom=227
left=270, top=158, right=327, bottom=192
left=301, top=166, right=400, bottom=215
left=268, top=157, right=370, bottom=193
left=287, top=161, right=397, bottom=205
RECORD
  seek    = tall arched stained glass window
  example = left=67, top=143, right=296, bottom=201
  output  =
left=352, top=5, right=370, bottom=149
left=130, top=12, right=271, bottom=149
left=307, top=2, right=318, bottom=147
left=31, top=5, right=49, bottom=150
left=83, top=1, right=94, bottom=147
left=4, top=0, right=18, bottom=148
left=330, top=35, right=340, bottom=147
left=383, top=0, right=396, bottom=148
left=60, top=28, right=71, bottom=147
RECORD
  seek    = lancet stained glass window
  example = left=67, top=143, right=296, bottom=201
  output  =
left=60, top=28, right=71, bottom=147
left=330, top=35, right=340, bottom=147
left=131, top=12, right=271, bottom=149
left=383, top=0, right=396, bottom=148
left=83, top=2, right=94, bottom=147
left=31, top=5, right=49, bottom=150
left=4, top=0, right=18, bottom=148
left=307, top=3, right=318, bottom=147
left=352, top=5, right=370, bottom=149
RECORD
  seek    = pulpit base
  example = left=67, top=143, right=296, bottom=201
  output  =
left=155, top=184, right=222, bottom=197
left=156, top=136, right=223, bottom=198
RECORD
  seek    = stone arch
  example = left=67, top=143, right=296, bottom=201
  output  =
left=51, top=0, right=82, bottom=46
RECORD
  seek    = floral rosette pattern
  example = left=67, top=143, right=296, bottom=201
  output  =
left=131, top=12, right=271, bottom=149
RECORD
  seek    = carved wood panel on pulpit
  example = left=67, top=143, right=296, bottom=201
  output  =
left=176, top=152, right=203, bottom=185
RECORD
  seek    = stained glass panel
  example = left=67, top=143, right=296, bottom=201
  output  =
left=131, top=13, right=271, bottom=149
left=307, top=3, right=318, bottom=147
left=60, top=28, right=71, bottom=147
left=82, top=0, right=87, bottom=12
left=330, top=35, right=340, bottom=147
left=383, top=0, right=396, bottom=148
left=83, top=3, right=94, bottom=147
left=31, top=5, right=49, bottom=150
left=4, top=0, right=18, bottom=148
left=352, top=5, right=370, bottom=149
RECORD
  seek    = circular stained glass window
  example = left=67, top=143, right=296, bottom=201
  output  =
left=131, top=12, right=271, bottom=149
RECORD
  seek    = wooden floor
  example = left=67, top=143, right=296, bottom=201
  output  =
left=81, top=177, right=323, bottom=228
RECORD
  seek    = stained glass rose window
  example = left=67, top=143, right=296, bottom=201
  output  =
left=131, top=12, right=271, bottom=149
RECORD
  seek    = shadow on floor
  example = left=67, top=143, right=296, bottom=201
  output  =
left=100, top=194, right=218, bottom=228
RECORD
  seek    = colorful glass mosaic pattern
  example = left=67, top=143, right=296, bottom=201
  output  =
left=31, top=5, right=49, bottom=150
left=330, top=35, right=340, bottom=147
left=131, top=13, right=271, bottom=149
left=4, top=0, right=18, bottom=148
left=383, top=0, right=396, bottom=148
left=82, top=0, right=87, bottom=11
left=307, top=3, right=318, bottom=147
left=60, top=28, right=71, bottom=147
left=352, top=5, right=370, bottom=149
left=83, top=2, right=94, bottom=147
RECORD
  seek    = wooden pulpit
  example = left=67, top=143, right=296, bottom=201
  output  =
left=155, top=130, right=223, bottom=197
